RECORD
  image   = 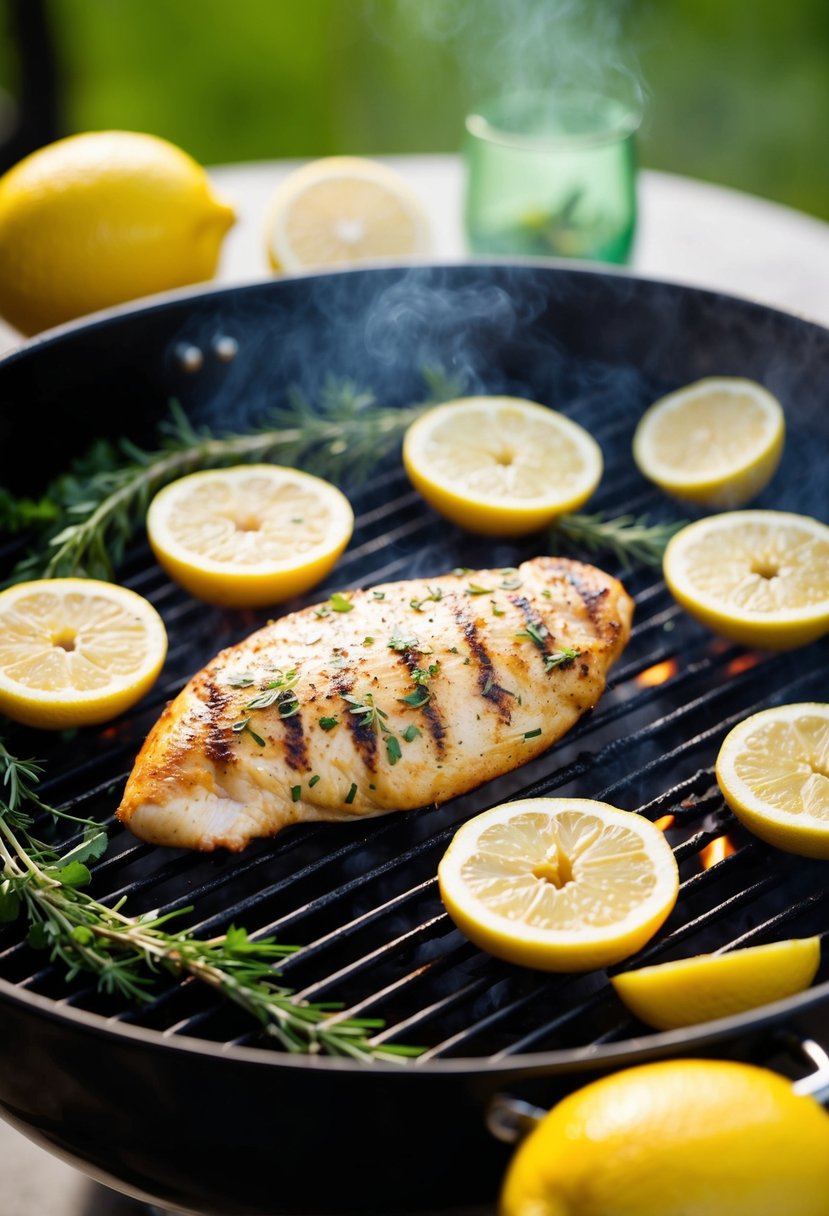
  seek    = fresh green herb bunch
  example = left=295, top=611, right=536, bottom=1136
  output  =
left=0, top=740, right=419, bottom=1062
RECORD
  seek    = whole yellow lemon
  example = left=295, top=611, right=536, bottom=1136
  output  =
left=500, top=1059, right=829, bottom=1216
left=0, top=130, right=235, bottom=335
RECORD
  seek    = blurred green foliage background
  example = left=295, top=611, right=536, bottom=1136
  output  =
left=1, top=0, right=826, bottom=219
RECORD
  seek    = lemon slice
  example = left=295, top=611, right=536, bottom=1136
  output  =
left=146, top=465, right=354, bottom=608
left=0, top=579, right=167, bottom=729
left=716, top=703, right=829, bottom=858
left=437, top=798, right=679, bottom=971
left=663, top=510, right=829, bottom=649
left=611, top=937, right=821, bottom=1030
left=403, top=397, right=603, bottom=536
left=633, top=377, right=785, bottom=508
left=263, top=156, right=431, bottom=272
left=500, top=1059, right=829, bottom=1216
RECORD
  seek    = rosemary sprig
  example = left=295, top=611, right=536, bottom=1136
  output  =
left=550, top=512, right=685, bottom=569
left=6, top=375, right=441, bottom=584
left=0, top=741, right=419, bottom=1062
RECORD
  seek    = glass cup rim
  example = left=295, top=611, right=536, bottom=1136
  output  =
left=465, top=87, right=643, bottom=151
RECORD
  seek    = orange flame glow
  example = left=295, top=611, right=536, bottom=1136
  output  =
left=699, top=835, right=736, bottom=869
left=726, top=652, right=763, bottom=677
left=653, top=814, right=676, bottom=832
left=635, top=659, right=678, bottom=688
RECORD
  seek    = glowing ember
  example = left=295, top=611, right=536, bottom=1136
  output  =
left=726, top=652, right=763, bottom=677
left=653, top=814, right=676, bottom=832
left=635, top=658, right=678, bottom=688
left=699, top=835, right=736, bottom=869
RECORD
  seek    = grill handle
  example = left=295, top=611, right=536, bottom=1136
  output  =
left=487, top=1035, right=829, bottom=1146
left=792, top=1037, right=829, bottom=1105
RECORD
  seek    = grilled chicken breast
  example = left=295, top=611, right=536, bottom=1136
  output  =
left=118, top=558, right=633, bottom=851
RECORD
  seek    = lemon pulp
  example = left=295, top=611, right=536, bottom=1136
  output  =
left=146, top=465, right=354, bottom=607
left=264, top=156, right=430, bottom=272
left=663, top=510, right=829, bottom=648
left=403, top=397, right=603, bottom=536
left=438, top=798, right=679, bottom=971
left=633, top=377, right=784, bottom=508
left=0, top=579, right=167, bottom=729
left=716, top=703, right=829, bottom=857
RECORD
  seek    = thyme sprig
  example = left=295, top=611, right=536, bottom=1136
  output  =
left=6, top=375, right=444, bottom=584
left=550, top=511, right=685, bottom=569
left=0, top=741, right=419, bottom=1062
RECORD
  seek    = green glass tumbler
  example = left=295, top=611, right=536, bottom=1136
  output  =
left=464, top=90, right=641, bottom=264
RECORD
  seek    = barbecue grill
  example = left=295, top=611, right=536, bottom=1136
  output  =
left=0, top=263, right=828, bottom=1216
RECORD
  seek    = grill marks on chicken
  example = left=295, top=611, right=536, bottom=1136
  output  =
left=117, top=558, right=633, bottom=852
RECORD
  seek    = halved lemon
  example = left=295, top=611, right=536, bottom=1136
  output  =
left=263, top=156, right=431, bottom=272
left=611, top=937, right=821, bottom=1030
left=403, top=397, right=603, bottom=536
left=146, top=465, right=354, bottom=608
left=663, top=510, right=829, bottom=649
left=633, top=377, right=785, bottom=508
left=0, top=578, right=167, bottom=729
left=437, top=798, right=679, bottom=971
left=716, top=703, right=829, bottom=858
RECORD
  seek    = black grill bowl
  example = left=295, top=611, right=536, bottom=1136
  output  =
left=0, top=263, right=828, bottom=1216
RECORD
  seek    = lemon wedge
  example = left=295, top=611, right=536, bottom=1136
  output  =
left=263, top=156, right=430, bottom=272
left=611, top=937, right=821, bottom=1030
left=633, top=377, right=785, bottom=508
left=500, top=1059, right=829, bottom=1216
left=663, top=510, right=829, bottom=649
left=403, top=397, right=603, bottom=536
left=716, top=703, right=829, bottom=858
left=146, top=465, right=354, bottom=608
left=437, top=798, right=679, bottom=971
left=0, top=579, right=167, bottom=729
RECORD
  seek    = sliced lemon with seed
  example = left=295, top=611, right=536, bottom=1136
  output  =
left=663, top=510, right=829, bottom=649
left=437, top=798, right=679, bottom=971
left=633, top=377, right=785, bottom=508
left=146, top=465, right=354, bottom=608
left=612, top=937, right=821, bottom=1030
left=263, top=156, right=431, bottom=272
left=0, top=578, right=167, bottom=729
left=403, top=397, right=603, bottom=536
left=716, top=703, right=829, bottom=858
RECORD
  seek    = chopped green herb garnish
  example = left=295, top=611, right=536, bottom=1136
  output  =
left=523, top=728, right=542, bottom=740
left=372, top=590, right=386, bottom=601
left=319, top=716, right=339, bottom=731
left=291, top=785, right=301, bottom=802
left=499, top=569, right=523, bottom=590
left=491, top=601, right=505, bottom=616
left=412, top=662, right=439, bottom=686
left=402, top=724, right=421, bottom=742
left=388, top=632, right=419, bottom=652
left=386, top=736, right=402, bottom=765
left=465, top=583, right=491, bottom=596
left=343, top=692, right=389, bottom=732
left=451, top=567, right=471, bottom=576
left=515, top=621, right=549, bottom=648
left=314, top=604, right=331, bottom=619
left=308, top=774, right=321, bottom=788
left=400, top=689, right=430, bottom=708
left=329, top=592, right=354, bottom=613
left=226, top=672, right=256, bottom=688
left=544, top=646, right=581, bottom=671
left=345, top=782, right=358, bottom=805
left=410, top=586, right=442, bottom=612
left=231, top=717, right=266, bottom=747
left=449, top=646, right=458, bottom=654
left=363, top=636, right=375, bottom=646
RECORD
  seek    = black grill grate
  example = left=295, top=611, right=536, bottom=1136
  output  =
left=2, top=306, right=829, bottom=1070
